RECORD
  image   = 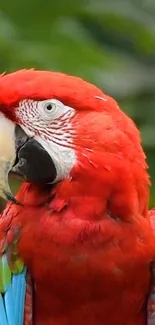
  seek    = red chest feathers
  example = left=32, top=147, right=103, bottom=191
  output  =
left=17, top=204, right=155, bottom=325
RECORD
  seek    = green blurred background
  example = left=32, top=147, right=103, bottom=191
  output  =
left=0, top=0, right=155, bottom=211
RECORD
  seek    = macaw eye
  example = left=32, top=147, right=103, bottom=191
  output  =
left=43, top=102, right=57, bottom=114
left=40, top=100, right=61, bottom=120
left=31, top=98, right=75, bottom=121
left=45, top=104, right=53, bottom=111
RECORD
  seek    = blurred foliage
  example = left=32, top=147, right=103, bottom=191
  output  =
left=0, top=0, right=155, bottom=210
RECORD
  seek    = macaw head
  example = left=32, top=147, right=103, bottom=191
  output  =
left=0, top=69, right=149, bottom=218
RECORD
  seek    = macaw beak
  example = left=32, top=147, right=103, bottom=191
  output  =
left=0, top=113, right=57, bottom=203
left=0, top=113, right=18, bottom=203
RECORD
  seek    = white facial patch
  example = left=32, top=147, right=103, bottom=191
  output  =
left=16, top=99, right=76, bottom=183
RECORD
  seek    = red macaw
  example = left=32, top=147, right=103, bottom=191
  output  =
left=0, top=69, right=154, bottom=325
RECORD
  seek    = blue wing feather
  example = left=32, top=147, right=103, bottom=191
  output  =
left=0, top=253, right=27, bottom=325
left=5, top=284, right=16, bottom=325
left=13, top=268, right=27, bottom=325
left=0, top=294, right=8, bottom=325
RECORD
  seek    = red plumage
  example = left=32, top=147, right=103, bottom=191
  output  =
left=0, top=70, right=155, bottom=324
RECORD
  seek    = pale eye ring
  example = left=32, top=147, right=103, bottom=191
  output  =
left=43, top=102, right=56, bottom=113
left=39, top=99, right=69, bottom=120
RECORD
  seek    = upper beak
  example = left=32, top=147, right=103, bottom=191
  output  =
left=0, top=114, right=19, bottom=203
left=0, top=115, right=29, bottom=204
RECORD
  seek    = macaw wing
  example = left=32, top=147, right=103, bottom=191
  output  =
left=0, top=202, right=33, bottom=325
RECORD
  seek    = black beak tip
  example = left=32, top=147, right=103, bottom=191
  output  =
left=3, top=190, right=23, bottom=206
